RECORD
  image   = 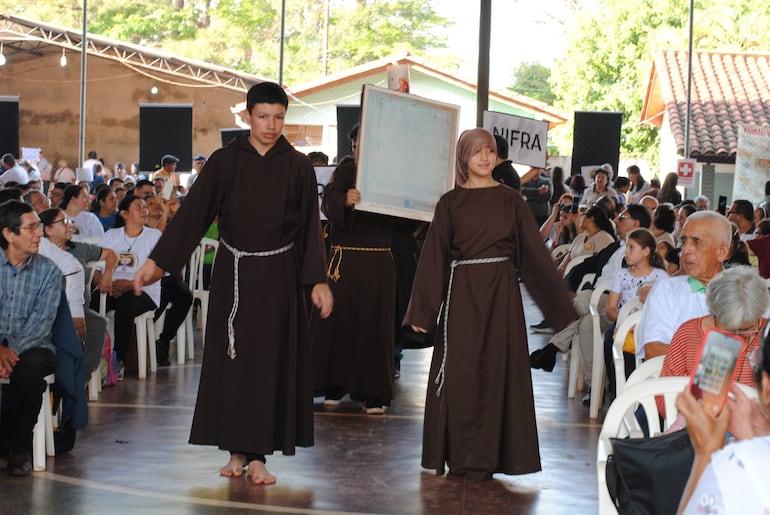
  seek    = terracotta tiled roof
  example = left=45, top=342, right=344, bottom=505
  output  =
left=641, top=49, right=770, bottom=163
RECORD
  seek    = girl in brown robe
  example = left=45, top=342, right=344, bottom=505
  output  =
left=404, top=128, right=577, bottom=480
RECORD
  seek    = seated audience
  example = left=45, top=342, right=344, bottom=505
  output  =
left=651, top=204, right=676, bottom=247
left=62, top=185, right=104, bottom=241
left=40, top=208, right=117, bottom=377
left=726, top=222, right=751, bottom=267
left=747, top=218, right=770, bottom=278
left=637, top=211, right=731, bottom=361
left=23, top=190, right=50, bottom=214
left=676, top=326, right=770, bottom=513
left=91, top=195, right=161, bottom=380
left=557, top=205, right=616, bottom=275
left=91, top=188, right=118, bottom=231
left=0, top=201, right=62, bottom=476
left=728, top=199, right=756, bottom=241
left=581, top=167, right=618, bottom=208
left=657, top=172, right=682, bottom=205
left=662, top=266, right=768, bottom=388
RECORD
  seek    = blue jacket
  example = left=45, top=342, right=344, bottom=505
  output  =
left=52, top=290, right=88, bottom=430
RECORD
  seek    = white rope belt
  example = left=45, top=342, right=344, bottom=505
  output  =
left=220, top=238, right=295, bottom=360
left=435, top=256, right=510, bottom=397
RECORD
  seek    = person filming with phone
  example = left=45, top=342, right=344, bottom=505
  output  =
left=661, top=266, right=769, bottom=389
left=675, top=299, right=770, bottom=513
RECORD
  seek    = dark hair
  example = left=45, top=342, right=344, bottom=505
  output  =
left=624, top=203, right=651, bottom=228
left=347, top=123, right=360, bottom=142
left=652, top=204, right=676, bottom=234
left=680, top=204, right=697, bottom=219
left=0, top=189, right=23, bottom=205
left=135, top=179, right=154, bottom=191
left=0, top=200, right=34, bottom=249
left=3, top=181, right=19, bottom=189
left=614, top=176, right=630, bottom=189
left=627, top=228, right=665, bottom=269
left=758, top=218, right=770, bottom=236
left=727, top=222, right=751, bottom=266
left=246, top=82, right=288, bottom=111
left=52, top=182, right=68, bottom=192
left=595, top=195, right=617, bottom=219
left=2, top=153, right=16, bottom=166
left=584, top=205, right=617, bottom=240
left=493, top=135, right=509, bottom=160
left=551, top=166, right=567, bottom=202
left=569, top=174, right=586, bottom=195
left=39, top=207, right=64, bottom=228
left=109, top=177, right=124, bottom=187
left=307, top=151, right=329, bottom=166
left=731, top=199, right=754, bottom=224
left=90, top=188, right=114, bottom=213
left=114, top=194, right=143, bottom=228
left=61, top=184, right=84, bottom=210
left=87, top=150, right=97, bottom=159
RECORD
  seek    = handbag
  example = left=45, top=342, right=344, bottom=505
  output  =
left=606, top=428, right=694, bottom=515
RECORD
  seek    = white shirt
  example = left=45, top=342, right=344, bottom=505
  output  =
left=38, top=238, right=85, bottom=318
left=0, top=165, right=30, bottom=185
left=71, top=211, right=105, bottom=241
left=596, top=241, right=626, bottom=284
left=99, top=227, right=162, bottom=307
left=636, top=275, right=708, bottom=361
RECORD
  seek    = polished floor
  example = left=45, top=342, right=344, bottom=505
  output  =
left=0, top=289, right=603, bottom=515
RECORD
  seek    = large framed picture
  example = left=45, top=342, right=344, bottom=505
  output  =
left=355, top=85, right=460, bottom=222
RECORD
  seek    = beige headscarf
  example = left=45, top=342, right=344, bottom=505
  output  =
left=455, top=128, right=497, bottom=186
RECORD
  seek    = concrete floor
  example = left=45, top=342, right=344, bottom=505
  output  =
left=0, top=288, right=602, bottom=514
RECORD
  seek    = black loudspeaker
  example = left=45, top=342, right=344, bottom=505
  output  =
left=336, top=105, right=361, bottom=163
left=0, top=98, right=20, bottom=159
left=570, top=111, right=623, bottom=179
left=220, top=128, right=249, bottom=146
left=139, top=104, right=193, bottom=172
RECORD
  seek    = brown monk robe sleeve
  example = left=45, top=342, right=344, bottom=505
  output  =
left=321, top=163, right=355, bottom=226
left=297, top=156, right=328, bottom=286
left=149, top=148, right=227, bottom=275
left=514, top=193, right=577, bottom=332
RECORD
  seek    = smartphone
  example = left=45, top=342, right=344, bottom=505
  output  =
left=717, top=195, right=727, bottom=216
left=162, top=178, right=175, bottom=200
left=688, top=328, right=743, bottom=416
left=570, top=196, right=581, bottom=214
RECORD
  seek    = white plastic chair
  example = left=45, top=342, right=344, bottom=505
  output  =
left=85, top=260, right=106, bottom=401
left=189, top=237, right=218, bottom=350
left=611, top=311, right=643, bottom=397
left=551, top=243, right=571, bottom=261
left=100, top=293, right=157, bottom=379
left=624, top=355, right=665, bottom=389
left=562, top=253, right=591, bottom=277
left=596, top=376, right=689, bottom=514
left=567, top=278, right=610, bottom=402
left=0, top=373, right=56, bottom=471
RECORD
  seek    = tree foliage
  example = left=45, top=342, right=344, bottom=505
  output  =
left=509, top=62, right=555, bottom=105
left=551, top=0, right=770, bottom=163
left=0, top=0, right=450, bottom=84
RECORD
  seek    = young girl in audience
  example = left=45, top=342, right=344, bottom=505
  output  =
left=604, top=228, right=669, bottom=394
left=606, top=228, right=668, bottom=322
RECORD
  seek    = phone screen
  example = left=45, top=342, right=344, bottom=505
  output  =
left=717, top=195, right=727, bottom=216
left=162, top=179, right=175, bottom=200
left=688, top=328, right=743, bottom=416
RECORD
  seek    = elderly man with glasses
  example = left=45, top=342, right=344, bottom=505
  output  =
left=0, top=200, right=63, bottom=476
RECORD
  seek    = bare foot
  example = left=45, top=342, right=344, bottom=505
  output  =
left=246, top=460, right=276, bottom=485
left=219, top=453, right=247, bottom=478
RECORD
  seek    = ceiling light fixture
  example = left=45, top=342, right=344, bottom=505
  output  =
left=60, top=48, right=67, bottom=67
left=150, top=85, right=159, bottom=95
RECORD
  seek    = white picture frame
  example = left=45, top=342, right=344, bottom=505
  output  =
left=355, top=85, right=460, bottom=222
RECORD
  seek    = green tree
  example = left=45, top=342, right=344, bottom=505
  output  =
left=550, top=0, right=770, bottom=163
left=509, top=62, right=555, bottom=105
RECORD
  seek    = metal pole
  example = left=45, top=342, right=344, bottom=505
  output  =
left=476, top=0, right=491, bottom=127
left=78, top=0, right=87, bottom=167
left=278, top=0, right=286, bottom=85
left=684, top=0, right=694, bottom=159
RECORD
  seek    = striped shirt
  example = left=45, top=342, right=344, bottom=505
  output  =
left=0, top=250, right=63, bottom=355
left=661, top=316, right=763, bottom=388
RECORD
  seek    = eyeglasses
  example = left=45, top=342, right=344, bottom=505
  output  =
left=617, top=213, right=630, bottom=221
left=49, top=217, right=73, bottom=226
left=17, top=222, right=44, bottom=233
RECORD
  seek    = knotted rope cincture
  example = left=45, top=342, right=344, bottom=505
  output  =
left=219, top=239, right=294, bottom=359
left=435, top=256, right=510, bottom=397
